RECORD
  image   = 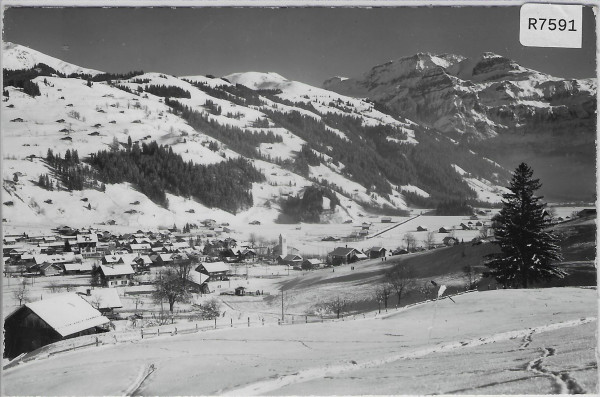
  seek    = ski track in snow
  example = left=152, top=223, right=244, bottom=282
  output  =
left=221, top=317, right=595, bottom=396
left=526, top=347, right=586, bottom=394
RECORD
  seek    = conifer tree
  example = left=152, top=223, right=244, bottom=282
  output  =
left=484, top=163, right=565, bottom=288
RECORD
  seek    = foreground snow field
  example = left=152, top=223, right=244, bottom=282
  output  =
left=3, top=287, right=596, bottom=395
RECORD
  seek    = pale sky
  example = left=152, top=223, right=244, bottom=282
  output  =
left=3, top=6, right=596, bottom=85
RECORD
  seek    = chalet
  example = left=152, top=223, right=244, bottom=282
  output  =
left=132, top=255, right=153, bottom=272
left=475, top=221, right=483, bottom=227
left=154, top=253, right=174, bottom=266
left=196, top=262, right=230, bottom=281
left=358, top=230, right=369, bottom=238
left=79, top=288, right=123, bottom=315
left=391, top=248, right=409, bottom=255
left=249, top=220, right=261, bottom=225
left=239, top=249, right=257, bottom=262
left=302, top=258, right=324, bottom=270
left=327, top=247, right=365, bottom=266
left=76, top=234, right=98, bottom=255
left=39, top=241, right=65, bottom=254
left=277, top=254, right=303, bottom=266
left=460, top=223, right=471, bottom=230
left=3, top=236, right=17, bottom=245
left=10, top=117, right=24, bottom=122
left=438, top=227, right=450, bottom=233
left=33, top=253, right=78, bottom=267
left=98, top=264, right=135, bottom=287
left=202, top=219, right=217, bottom=228
left=416, top=226, right=428, bottom=232
left=129, top=243, right=151, bottom=254
left=321, top=236, right=340, bottom=242
left=443, top=236, right=459, bottom=246
left=30, top=262, right=63, bottom=276
left=381, top=217, right=392, bottom=223
left=186, top=271, right=210, bottom=294
left=365, top=247, right=387, bottom=259
left=361, top=222, right=371, bottom=230
left=63, top=262, right=93, bottom=275
left=3, top=293, right=110, bottom=359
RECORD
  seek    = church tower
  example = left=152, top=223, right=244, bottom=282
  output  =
left=279, top=234, right=288, bottom=257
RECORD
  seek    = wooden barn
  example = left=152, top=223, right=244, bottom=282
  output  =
left=365, top=247, right=387, bottom=259
left=3, top=293, right=109, bottom=359
left=196, top=262, right=230, bottom=281
left=327, top=247, right=366, bottom=266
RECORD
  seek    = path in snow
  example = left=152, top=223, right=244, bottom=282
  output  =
left=222, top=317, right=595, bottom=396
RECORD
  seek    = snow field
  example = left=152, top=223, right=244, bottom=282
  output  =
left=3, top=287, right=596, bottom=395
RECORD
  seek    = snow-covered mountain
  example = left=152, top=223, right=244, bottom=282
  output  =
left=7, top=43, right=590, bottom=230
left=324, top=52, right=596, bottom=139
left=2, top=42, right=102, bottom=76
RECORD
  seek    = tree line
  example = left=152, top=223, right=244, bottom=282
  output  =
left=87, top=140, right=265, bottom=213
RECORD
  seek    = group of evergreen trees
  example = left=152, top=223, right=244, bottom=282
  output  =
left=277, top=185, right=340, bottom=223
left=87, top=140, right=265, bottom=213
left=166, top=99, right=282, bottom=158
left=144, top=84, right=191, bottom=98
left=45, top=148, right=97, bottom=191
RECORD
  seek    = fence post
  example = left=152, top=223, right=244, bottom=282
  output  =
left=230, top=318, right=233, bottom=327
left=262, top=318, right=265, bottom=326
left=305, top=315, right=307, bottom=323
left=196, top=323, right=198, bottom=331
left=175, top=327, right=177, bottom=335
left=141, top=329, right=143, bottom=339
left=278, top=319, right=280, bottom=326
left=158, top=329, right=160, bottom=336
left=214, top=318, right=217, bottom=329
left=248, top=317, right=250, bottom=327
left=96, top=337, right=99, bottom=347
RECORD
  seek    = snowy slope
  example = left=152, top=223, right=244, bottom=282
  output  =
left=2, top=42, right=102, bottom=76
left=3, top=287, right=596, bottom=395
left=2, top=44, right=518, bottom=232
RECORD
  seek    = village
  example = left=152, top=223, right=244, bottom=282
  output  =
left=4, top=205, right=591, bottom=362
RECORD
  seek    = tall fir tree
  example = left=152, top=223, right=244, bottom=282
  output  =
left=484, top=163, right=565, bottom=288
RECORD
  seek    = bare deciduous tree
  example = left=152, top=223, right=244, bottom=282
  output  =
left=403, top=232, right=416, bottom=252
left=387, top=265, right=415, bottom=306
left=374, top=283, right=393, bottom=313
left=463, top=265, right=478, bottom=290
left=153, top=267, right=191, bottom=313
left=13, top=280, right=29, bottom=306
left=425, top=231, right=436, bottom=250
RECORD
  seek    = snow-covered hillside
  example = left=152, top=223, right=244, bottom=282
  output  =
left=2, top=42, right=102, bottom=76
left=2, top=43, right=522, bottom=232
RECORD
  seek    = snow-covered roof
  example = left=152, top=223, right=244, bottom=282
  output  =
left=130, top=243, right=151, bottom=250
left=64, top=262, right=93, bottom=272
left=187, top=271, right=209, bottom=286
left=80, top=288, right=123, bottom=309
left=19, top=293, right=109, bottom=337
left=76, top=234, right=98, bottom=244
left=99, top=263, right=135, bottom=276
left=199, top=261, right=229, bottom=273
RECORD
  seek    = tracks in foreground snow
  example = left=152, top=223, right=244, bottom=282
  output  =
left=220, top=317, right=595, bottom=396
left=527, top=347, right=586, bottom=394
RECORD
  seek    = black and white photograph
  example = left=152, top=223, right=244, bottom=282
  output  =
left=1, top=2, right=597, bottom=395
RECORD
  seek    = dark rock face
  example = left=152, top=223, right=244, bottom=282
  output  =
left=324, top=52, right=596, bottom=140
